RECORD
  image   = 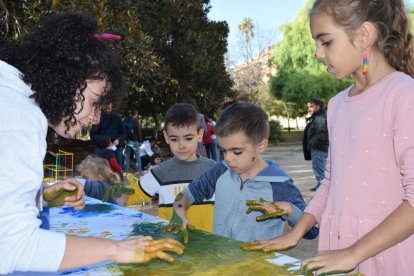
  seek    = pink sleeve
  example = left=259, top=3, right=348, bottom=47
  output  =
left=392, top=84, right=414, bottom=207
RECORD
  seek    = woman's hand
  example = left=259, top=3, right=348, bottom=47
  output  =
left=240, top=230, right=300, bottom=252
left=301, top=248, right=360, bottom=276
left=115, top=236, right=184, bottom=263
left=43, top=179, right=85, bottom=210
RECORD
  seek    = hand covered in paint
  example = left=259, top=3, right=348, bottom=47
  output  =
left=301, top=248, right=361, bottom=276
left=246, top=198, right=291, bottom=221
left=240, top=230, right=299, bottom=252
left=163, top=210, right=195, bottom=244
left=43, top=178, right=85, bottom=210
left=116, top=236, right=184, bottom=264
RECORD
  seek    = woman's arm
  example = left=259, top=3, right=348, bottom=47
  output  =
left=60, top=235, right=184, bottom=270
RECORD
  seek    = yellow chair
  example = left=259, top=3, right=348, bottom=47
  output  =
left=125, top=173, right=152, bottom=206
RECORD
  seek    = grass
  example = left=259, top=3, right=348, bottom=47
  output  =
left=280, top=130, right=304, bottom=143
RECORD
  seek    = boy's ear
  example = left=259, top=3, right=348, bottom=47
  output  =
left=163, top=130, right=170, bottom=144
left=257, top=139, right=268, bottom=153
left=197, top=128, right=204, bottom=142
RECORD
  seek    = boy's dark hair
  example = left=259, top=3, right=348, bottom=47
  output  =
left=215, top=102, right=269, bottom=144
left=0, top=12, right=124, bottom=134
left=164, top=103, right=200, bottom=130
left=308, top=98, right=324, bottom=109
left=99, top=136, right=112, bottom=148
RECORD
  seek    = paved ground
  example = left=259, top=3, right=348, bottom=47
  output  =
left=131, top=142, right=319, bottom=260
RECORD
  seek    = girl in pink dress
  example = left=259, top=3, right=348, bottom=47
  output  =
left=241, top=0, right=414, bottom=275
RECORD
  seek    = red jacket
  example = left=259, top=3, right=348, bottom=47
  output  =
left=203, top=123, right=214, bottom=145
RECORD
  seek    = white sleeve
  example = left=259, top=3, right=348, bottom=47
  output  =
left=142, top=140, right=154, bottom=157
left=139, top=170, right=160, bottom=196
left=0, top=114, right=66, bottom=273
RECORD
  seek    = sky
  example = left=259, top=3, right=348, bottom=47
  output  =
left=207, top=0, right=414, bottom=63
left=208, top=0, right=307, bottom=62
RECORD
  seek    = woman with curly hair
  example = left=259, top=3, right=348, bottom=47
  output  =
left=0, top=12, right=183, bottom=274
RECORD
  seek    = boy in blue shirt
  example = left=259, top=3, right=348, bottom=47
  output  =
left=165, top=102, right=319, bottom=243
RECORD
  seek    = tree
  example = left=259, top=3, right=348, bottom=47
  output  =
left=268, top=0, right=352, bottom=113
left=0, top=0, right=234, bottom=119
left=228, top=17, right=276, bottom=109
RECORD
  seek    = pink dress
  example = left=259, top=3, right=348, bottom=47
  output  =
left=305, top=72, right=414, bottom=275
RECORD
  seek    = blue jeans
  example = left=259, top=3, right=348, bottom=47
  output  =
left=123, top=141, right=142, bottom=172
left=211, top=138, right=218, bottom=161
left=311, top=149, right=327, bottom=188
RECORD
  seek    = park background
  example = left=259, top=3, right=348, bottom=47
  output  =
left=4, top=0, right=414, bottom=261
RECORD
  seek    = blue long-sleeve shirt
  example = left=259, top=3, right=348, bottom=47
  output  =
left=183, top=160, right=319, bottom=242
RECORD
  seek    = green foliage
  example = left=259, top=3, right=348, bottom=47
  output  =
left=268, top=0, right=352, bottom=115
left=269, top=120, right=282, bottom=142
left=0, top=0, right=234, bottom=119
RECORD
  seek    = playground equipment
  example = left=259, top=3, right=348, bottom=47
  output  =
left=44, top=150, right=74, bottom=183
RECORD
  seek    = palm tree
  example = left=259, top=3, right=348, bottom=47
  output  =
left=238, top=17, right=254, bottom=44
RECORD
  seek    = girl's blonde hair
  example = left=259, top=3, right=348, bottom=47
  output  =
left=310, top=0, right=414, bottom=77
left=76, top=155, right=121, bottom=185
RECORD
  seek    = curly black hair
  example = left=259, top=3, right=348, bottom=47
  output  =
left=0, top=12, right=124, bottom=131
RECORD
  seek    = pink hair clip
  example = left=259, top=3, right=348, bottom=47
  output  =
left=94, top=33, right=122, bottom=40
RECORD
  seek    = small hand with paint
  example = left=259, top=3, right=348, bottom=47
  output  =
left=163, top=193, right=194, bottom=243
left=301, top=248, right=362, bottom=276
left=163, top=209, right=195, bottom=244
left=240, top=230, right=300, bottom=252
left=43, top=179, right=85, bottom=209
left=246, top=197, right=291, bottom=221
left=116, top=236, right=184, bottom=264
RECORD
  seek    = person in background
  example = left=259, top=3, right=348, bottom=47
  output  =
left=91, top=102, right=127, bottom=166
left=203, top=116, right=215, bottom=160
left=302, top=98, right=329, bottom=191
left=123, top=111, right=142, bottom=173
left=242, top=0, right=414, bottom=274
left=95, top=136, right=123, bottom=177
left=0, top=12, right=183, bottom=274
left=140, top=138, right=156, bottom=170
left=148, top=153, right=162, bottom=170
left=76, top=155, right=132, bottom=206
left=207, top=116, right=218, bottom=161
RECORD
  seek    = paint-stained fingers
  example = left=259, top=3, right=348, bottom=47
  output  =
left=145, top=238, right=184, bottom=255
left=145, top=251, right=176, bottom=263
left=163, top=223, right=180, bottom=234
left=67, top=196, right=86, bottom=210
left=240, top=240, right=266, bottom=251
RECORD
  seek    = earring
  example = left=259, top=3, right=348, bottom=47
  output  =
left=362, top=49, right=369, bottom=74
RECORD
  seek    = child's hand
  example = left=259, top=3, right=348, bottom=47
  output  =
left=240, top=231, right=299, bottom=252
left=43, top=179, right=85, bottom=209
left=116, top=236, right=184, bottom=264
left=301, top=248, right=361, bottom=276
left=163, top=210, right=195, bottom=244
left=246, top=197, right=291, bottom=221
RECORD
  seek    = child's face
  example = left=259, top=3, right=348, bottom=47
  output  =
left=163, top=123, right=203, bottom=162
left=49, top=79, right=106, bottom=138
left=310, top=14, right=362, bottom=80
left=154, top=157, right=162, bottom=165
left=218, top=132, right=267, bottom=179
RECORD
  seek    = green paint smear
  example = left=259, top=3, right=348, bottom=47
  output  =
left=106, top=222, right=300, bottom=275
